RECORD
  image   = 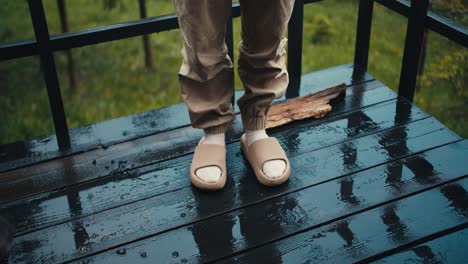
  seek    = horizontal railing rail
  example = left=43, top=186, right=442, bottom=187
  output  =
left=1, top=0, right=466, bottom=61
left=0, top=0, right=466, bottom=150
left=376, top=0, right=468, bottom=46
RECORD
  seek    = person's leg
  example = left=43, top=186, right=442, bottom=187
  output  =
left=174, top=0, right=234, bottom=136
left=237, top=0, right=295, bottom=179
left=173, top=0, right=233, bottom=182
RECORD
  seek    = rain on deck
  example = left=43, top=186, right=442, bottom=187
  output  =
left=0, top=64, right=467, bottom=263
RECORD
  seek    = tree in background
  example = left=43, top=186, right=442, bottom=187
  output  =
left=432, top=0, right=467, bottom=25
left=57, top=0, right=77, bottom=89
left=103, top=0, right=154, bottom=71
left=139, top=0, right=154, bottom=70
left=417, top=0, right=467, bottom=97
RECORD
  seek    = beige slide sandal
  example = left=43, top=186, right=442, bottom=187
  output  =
left=240, top=133, right=291, bottom=186
left=189, top=136, right=227, bottom=191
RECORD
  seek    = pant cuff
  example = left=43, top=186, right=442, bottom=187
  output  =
left=243, top=115, right=268, bottom=131
left=203, top=122, right=231, bottom=134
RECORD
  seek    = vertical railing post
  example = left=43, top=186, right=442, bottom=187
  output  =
left=353, top=0, right=374, bottom=82
left=286, top=0, right=304, bottom=98
left=28, top=0, right=70, bottom=150
left=398, top=0, right=430, bottom=102
left=226, top=6, right=235, bottom=107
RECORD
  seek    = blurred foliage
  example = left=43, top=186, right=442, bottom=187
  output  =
left=304, top=14, right=336, bottom=44
left=0, top=0, right=466, bottom=144
left=420, top=49, right=467, bottom=97
left=432, top=0, right=467, bottom=26
left=102, top=0, right=127, bottom=11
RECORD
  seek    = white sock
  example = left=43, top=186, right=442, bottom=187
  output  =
left=195, top=132, right=225, bottom=183
left=245, top=129, right=286, bottom=179
left=201, top=132, right=225, bottom=145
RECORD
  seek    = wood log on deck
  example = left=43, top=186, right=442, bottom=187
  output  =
left=267, top=82, right=347, bottom=128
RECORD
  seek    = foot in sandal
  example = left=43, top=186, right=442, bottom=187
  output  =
left=189, top=133, right=227, bottom=191
left=245, top=129, right=287, bottom=178
left=240, top=130, right=291, bottom=186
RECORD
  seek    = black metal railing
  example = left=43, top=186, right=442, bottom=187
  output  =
left=0, top=0, right=466, bottom=150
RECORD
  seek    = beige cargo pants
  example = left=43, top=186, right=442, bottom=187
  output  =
left=173, top=0, right=296, bottom=134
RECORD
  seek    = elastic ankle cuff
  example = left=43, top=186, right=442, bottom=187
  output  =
left=243, top=116, right=268, bottom=130
left=203, top=122, right=230, bottom=134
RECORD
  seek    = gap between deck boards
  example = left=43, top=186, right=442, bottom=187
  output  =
left=1, top=97, right=432, bottom=236
left=5, top=120, right=464, bottom=263
left=213, top=177, right=468, bottom=264
left=0, top=64, right=374, bottom=172
left=77, top=141, right=467, bottom=264
left=0, top=79, right=393, bottom=205
left=373, top=227, right=468, bottom=263
left=0, top=98, right=429, bottom=238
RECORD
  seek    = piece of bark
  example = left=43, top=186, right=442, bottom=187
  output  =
left=267, top=83, right=347, bottom=128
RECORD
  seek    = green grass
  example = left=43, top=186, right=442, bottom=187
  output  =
left=0, top=0, right=466, bottom=144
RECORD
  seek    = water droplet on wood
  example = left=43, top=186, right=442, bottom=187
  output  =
left=116, top=248, right=126, bottom=255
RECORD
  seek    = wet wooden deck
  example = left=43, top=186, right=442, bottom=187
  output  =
left=1, top=64, right=467, bottom=263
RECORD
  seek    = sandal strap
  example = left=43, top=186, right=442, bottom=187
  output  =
left=248, top=137, right=288, bottom=168
left=191, top=144, right=226, bottom=171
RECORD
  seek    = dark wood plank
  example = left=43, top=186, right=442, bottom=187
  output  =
left=0, top=100, right=190, bottom=172
left=215, top=178, right=468, bottom=264
left=374, top=228, right=468, bottom=264
left=4, top=120, right=462, bottom=263
left=77, top=141, right=468, bottom=264
left=0, top=98, right=429, bottom=236
left=0, top=80, right=393, bottom=204
left=0, top=64, right=374, bottom=172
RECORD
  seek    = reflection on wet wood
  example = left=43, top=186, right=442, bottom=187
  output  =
left=0, top=64, right=373, bottom=172
left=0, top=80, right=391, bottom=205
left=1, top=65, right=467, bottom=264
left=80, top=141, right=468, bottom=264
left=219, top=179, right=468, bottom=264
left=374, top=228, right=468, bottom=263
left=1, top=98, right=429, bottom=237
left=4, top=118, right=462, bottom=263
left=267, top=83, right=346, bottom=128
